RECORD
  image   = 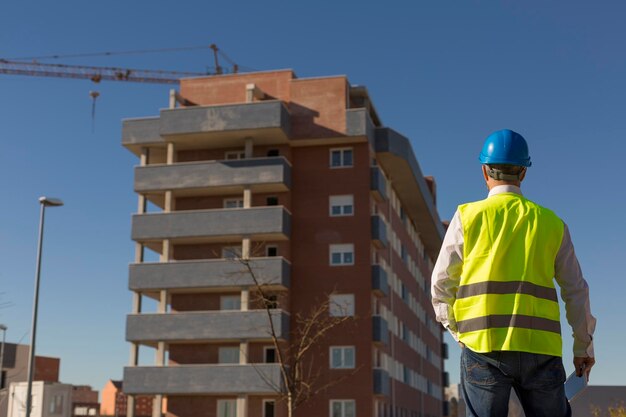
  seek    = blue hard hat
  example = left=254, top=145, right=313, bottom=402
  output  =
left=478, top=129, right=532, bottom=167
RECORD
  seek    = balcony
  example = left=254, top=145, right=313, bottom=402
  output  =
left=126, top=310, right=289, bottom=344
left=372, top=315, right=389, bottom=346
left=134, top=157, right=291, bottom=195
left=371, top=215, right=388, bottom=249
left=122, top=117, right=163, bottom=154
left=373, top=368, right=391, bottom=396
left=131, top=206, right=291, bottom=243
left=370, top=166, right=387, bottom=202
left=129, top=257, right=290, bottom=292
left=123, top=363, right=283, bottom=395
left=442, top=371, right=450, bottom=387
left=159, top=101, right=291, bottom=146
left=375, top=127, right=445, bottom=262
left=346, top=108, right=376, bottom=144
left=371, top=265, right=389, bottom=297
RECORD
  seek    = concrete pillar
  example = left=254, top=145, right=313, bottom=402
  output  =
left=243, top=188, right=252, bottom=209
left=140, top=147, right=149, bottom=166
left=241, top=237, right=251, bottom=260
left=127, top=291, right=142, bottom=417
left=134, top=243, right=144, bottom=265
left=127, top=396, right=136, bottom=417
left=241, top=288, right=249, bottom=311
left=239, top=341, right=249, bottom=364
left=245, top=84, right=255, bottom=103
left=236, top=395, right=248, bottom=417
left=152, top=395, right=163, bottom=417
left=161, top=240, right=172, bottom=262
left=245, top=83, right=264, bottom=103
left=164, top=191, right=174, bottom=213
left=169, top=89, right=176, bottom=109
left=244, top=137, right=253, bottom=158
left=167, top=142, right=176, bottom=165
left=159, top=290, right=168, bottom=313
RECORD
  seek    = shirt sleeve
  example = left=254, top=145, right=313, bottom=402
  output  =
left=431, top=209, right=464, bottom=341
left=554, top=223, right=597, bottom=357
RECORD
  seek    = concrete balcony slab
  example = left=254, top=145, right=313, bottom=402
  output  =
left=126, top=310, right=289, bottom=343
left=131, top=207, right=291, bottom=243
left=160, top=101, right=290, bottom=147
left=129, top=257, right=290, bottom=292
left=134, top=157, right=291, bottom=195
left=123, top=363, right=283, bottom=395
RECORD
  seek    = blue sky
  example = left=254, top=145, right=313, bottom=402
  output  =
left=1, top=0, right=624, bottom=393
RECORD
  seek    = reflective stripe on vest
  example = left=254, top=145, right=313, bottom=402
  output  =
left=455, top=192, right=564, bottom=356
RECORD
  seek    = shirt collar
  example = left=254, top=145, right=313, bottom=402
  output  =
left=488, top=184, right=523, bottom=197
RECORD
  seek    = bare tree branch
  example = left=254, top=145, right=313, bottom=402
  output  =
left=232, top=254, right=360, bottom=417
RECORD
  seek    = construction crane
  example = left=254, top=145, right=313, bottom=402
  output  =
left=0, top=59, right=206, bottom=84
left=0, top=44, right=243, bottom=130
left=0, top=43, right=240, bottom=84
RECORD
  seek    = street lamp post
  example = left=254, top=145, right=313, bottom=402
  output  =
left=0, top=324, right=6, bottom=389
left=25, top=197, right=63, bottom=417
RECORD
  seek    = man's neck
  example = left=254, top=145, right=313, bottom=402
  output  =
left=487, top=180, right=521, bottom=191
left=488, top=184, right=523, bottom=197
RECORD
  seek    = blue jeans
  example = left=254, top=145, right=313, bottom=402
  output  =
left=461, top=347, right=571, bottom=417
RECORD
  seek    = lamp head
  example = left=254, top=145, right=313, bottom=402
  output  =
left=39, top=197, right=64, bottom=207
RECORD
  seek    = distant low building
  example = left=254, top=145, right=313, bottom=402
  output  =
left=100, top=380, right=153, bottom=417
left=8, top=381, right=71, bottom=417
left=71, top=385, right=99, bottom=417
left=571, top=386, right=626, bottom=417
left=0, top=343, right=61, bottom=417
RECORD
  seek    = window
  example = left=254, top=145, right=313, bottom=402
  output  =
left=222, top=246, right=242, bottom=259
left=49, top=395, right=64, bottom=415
left=403, top=366, right=411, bottom=385
left=329, top=294, right=355, bottom=317
left=400, top=207, right=407, bottom=224
left=264, top=347, right=277, bottom=363
left=330, top=148, right=353, bottom=168
left=225, top=151, right=245, bottom=160
left=266, top=245, right=278, bottom=257
left=266, top=196, right=279, bottom=206
left=218, top=347, right=240, bottom=364
left=224, top=198, right=244, bottom=208
left=330, top=346, right=355, bottom=369
left=220, top=295, right=241, bottom=311
left=217, top=399, right=237, bottom=417
left=267, top=149, right=280, bottom=157
left=263, top=400, right=276, bottom=417
left=400, top=283, right=408, bottom=303
left=329, top=195, right=354, bottom=216
left=330, top=400, right=355, bottom=417
left=330, top=244, right=354, bottom=266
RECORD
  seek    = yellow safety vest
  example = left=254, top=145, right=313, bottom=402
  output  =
left=455, top=192, right=564, bottom=356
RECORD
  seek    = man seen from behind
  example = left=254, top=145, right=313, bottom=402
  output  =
left=431, top=129, right=596, bottom=416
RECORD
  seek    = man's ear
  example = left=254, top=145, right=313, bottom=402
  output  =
left=519, top=168, right=527, bottom=182
left=482, top=165, right=490, bottom=182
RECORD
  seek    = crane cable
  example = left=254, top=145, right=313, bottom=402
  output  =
left=7, top=44, right=213, bottom=61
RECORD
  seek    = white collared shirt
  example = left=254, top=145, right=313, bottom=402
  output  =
left=431, top=185, right=596, bottom=357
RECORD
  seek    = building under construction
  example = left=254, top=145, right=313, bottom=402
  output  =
left=121, top=69, right=448, bottom=417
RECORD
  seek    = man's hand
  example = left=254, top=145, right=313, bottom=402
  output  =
left=574, top=356, right=595, bottom=380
